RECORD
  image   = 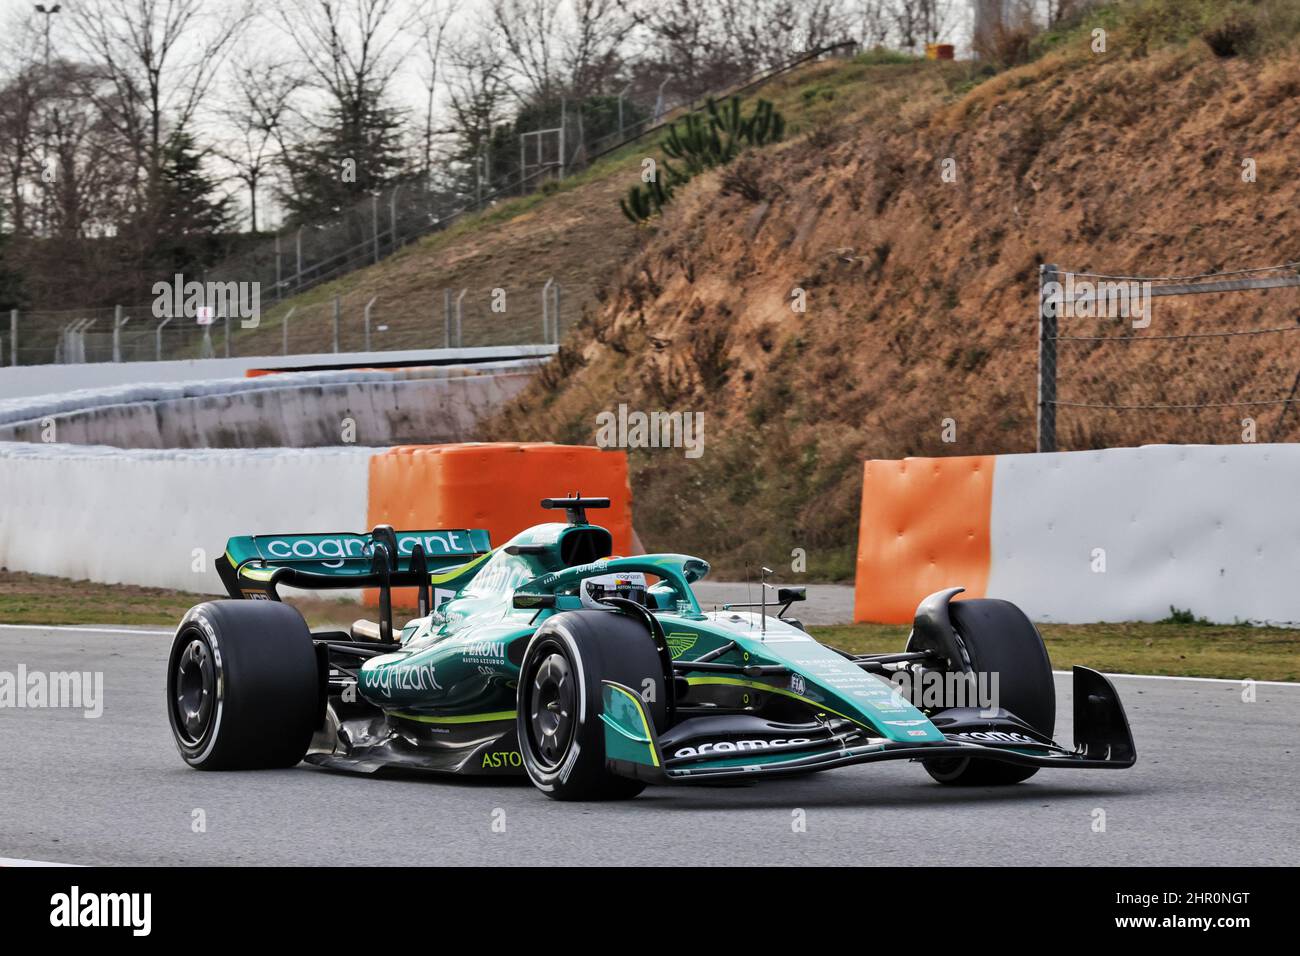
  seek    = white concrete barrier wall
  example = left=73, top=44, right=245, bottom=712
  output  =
left=988, top=444, right=1300, bottom=624
left=0, top=361, right=540, bottom=448
left=0, top=345, right=556, bottom=401
left=0, top=442, right=372, bottom=594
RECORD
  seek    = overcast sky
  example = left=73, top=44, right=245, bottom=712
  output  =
left=0, top=0, right=979, bottom=227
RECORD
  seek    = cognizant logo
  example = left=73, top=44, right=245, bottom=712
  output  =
left=262, top=532, right=473, bottom=567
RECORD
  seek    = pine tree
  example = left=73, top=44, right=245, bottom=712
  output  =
left=280, top=91, right=408, bottom=224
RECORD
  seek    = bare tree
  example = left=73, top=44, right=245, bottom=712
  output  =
left=897, top=0, right=956, bottom=49
left=416, top=0, right=461, bottom=179
left=721, top=0, right=851, bottom=71
left=620, top=0, right=731, bottom=98
left=0, top=21, right=43, bottom=237
left=445, top=29, right=512, bottom=182
left=67, top=0, right=252, bottom=204
left=490, top=0, right=564, bottom=101
left=272, top=0, right=414, bottom=121
left=215, top=64, right=305, bottom=232
left=42, top=61, right=134, bottom=241
left=562, top=0, right=627, bottom=97
left=856, top=0, right=895, bottom=48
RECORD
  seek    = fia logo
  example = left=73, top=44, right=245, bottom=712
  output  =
left=789, top=674, right=806, bottom=696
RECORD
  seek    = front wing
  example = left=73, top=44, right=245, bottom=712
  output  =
left=601, top=666, right=1137, bottom=784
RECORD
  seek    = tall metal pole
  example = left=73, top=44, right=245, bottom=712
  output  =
left=112, top=304, right=123, bottom=363
left=1037, top=263, right=1059, bottom=453
left=274, top=232, right=282, bottom=301
left=371, top=194, right=380, bottom=264
left=9, top=309, right=17, bottom=366
left=296, top=226, right=304, bottom=287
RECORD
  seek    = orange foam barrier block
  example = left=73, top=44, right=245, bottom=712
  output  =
left=366, top=442, right=634, bottom=607
left=853, top=455, right=994, bottom=624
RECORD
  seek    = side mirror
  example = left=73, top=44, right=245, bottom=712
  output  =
left=777, top=587, right=806, bottom=604
left=513, top=592, right=556, bottom=610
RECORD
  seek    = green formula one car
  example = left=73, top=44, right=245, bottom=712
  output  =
left=165, top=495, right=1136, bottom=799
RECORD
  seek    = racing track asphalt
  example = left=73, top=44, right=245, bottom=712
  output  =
left=1, top=623, right=1296, bottom=867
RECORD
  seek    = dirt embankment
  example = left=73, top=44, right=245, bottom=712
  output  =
left=486, top=41, right=1300, bottom=578
left=232, top=165, right=645, bottom=355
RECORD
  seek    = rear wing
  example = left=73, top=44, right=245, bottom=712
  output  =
left=216, top=525, right=492, bottom=640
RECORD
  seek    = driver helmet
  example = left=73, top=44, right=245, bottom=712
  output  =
left=580, top=571, right=648, bottom=609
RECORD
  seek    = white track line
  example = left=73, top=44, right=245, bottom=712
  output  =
left=2, top=624, right=1295, bottom=686
left=0, top=856, right=78, bottom=867
left=0, top=623, right=171, bottom=636
left=1054, top=669, right=1299, bottom=688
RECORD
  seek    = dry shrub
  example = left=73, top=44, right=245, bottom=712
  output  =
left=1202, top=8, right=1259, bottom=57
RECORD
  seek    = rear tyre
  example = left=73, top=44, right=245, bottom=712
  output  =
left=517, top=611, right=667, bottom=801
left=922, top=598, right=1055, bottom=786
left=166, top=601, right=321, bottom=770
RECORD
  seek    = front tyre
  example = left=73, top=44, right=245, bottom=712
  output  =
left=921, top=598, right=1055, bottom=786
left=517, top=611, right=666, bottom=801
left=166, top=601, right=321, bottom=770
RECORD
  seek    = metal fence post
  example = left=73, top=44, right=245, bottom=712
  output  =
left=653, top=77, right=670, bottom=121
left=618, top=82, right=631, bottom=137
left=389, top=185, right=402, bottom=253
left=281, top=306, right=295, bottom=356
left=364, top=296, right=377, bottom=352
left=555, top=283, right=563, bottom=343
left=275, top=233, right=282, bottom=302
left=296, top=227, right=304, bottom=288
left=8, top=309, right=16, bottom=366
left=1037, top=263, right=1059, bottom=453
left=541, top=278, right=553, bottom=342
left=372, top=194, right=380, bottom=264
left=112, top=305, right=123, bottom=362
left=75, top=318, right=94, bottom=363
left=332, top=296, right=341, bottom=353
left=455, top=288, right=466, bottom=348
left=443, top=289, right=451, bottom=348
left=558, top=98, right=567, bottom=179
left=155, top=316, right=173, bottom=361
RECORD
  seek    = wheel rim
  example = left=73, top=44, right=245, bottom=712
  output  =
left=174, top=636, right=215, bottom=746
left=528, top=651, right=576, bottom=770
